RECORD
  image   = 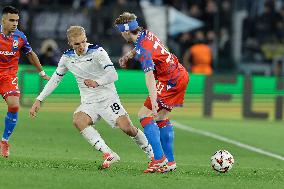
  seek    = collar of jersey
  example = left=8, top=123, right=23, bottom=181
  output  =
left=0, top=25, right=15, bottom=38
left=134, top=29, right=146, bottom=48
left=74, top=43, right=90, bottom=57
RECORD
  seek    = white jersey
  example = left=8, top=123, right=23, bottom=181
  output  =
left=37, top=44, right=119, bottom=103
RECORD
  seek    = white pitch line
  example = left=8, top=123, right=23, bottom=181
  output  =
left=173, top=121, right=284, bottom=161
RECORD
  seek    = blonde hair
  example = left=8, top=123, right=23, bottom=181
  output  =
left=66, top=26, right=86, bottom=41
left=114, top=12, right=137, bottom=25
left=114, top=12, right=142, bottom=34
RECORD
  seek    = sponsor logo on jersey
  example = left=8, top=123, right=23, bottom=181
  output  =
left=0, top=51, right=16, bottom=56
left=13, top=40, right=19, bottom=49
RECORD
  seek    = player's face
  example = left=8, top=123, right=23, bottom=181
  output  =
left=69, top=34, right=87, bottom=55
left=2, top=13, right=19, bottom=34
left=121, top=32, right=132, bottom=42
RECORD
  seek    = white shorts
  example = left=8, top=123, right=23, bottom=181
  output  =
left=74, top=96, right=128, bottom=128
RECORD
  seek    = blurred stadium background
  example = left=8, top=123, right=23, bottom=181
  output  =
left=2, top=0, right=284, bottom=75
left=0, top=0, right=284, bottom=189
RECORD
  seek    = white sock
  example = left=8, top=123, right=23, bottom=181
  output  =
left=132, top=128, right=154, bottom=159
left=81, top=126, right=112, bottom=154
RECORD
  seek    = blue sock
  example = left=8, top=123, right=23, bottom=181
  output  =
left=3, top=112, right=18, bottom=141
left=159, top=120, right=175, bottom=162
left=140, top=117, right=164, bottom=160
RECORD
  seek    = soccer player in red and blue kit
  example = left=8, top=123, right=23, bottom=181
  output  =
left=0, top=6, right=49, bottom=157
left=115, top=12, right=189, bottom=173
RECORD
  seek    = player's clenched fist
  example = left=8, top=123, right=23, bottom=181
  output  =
left=29, top=100, right=41, bottom=118
left=119, top=49, right=136, bottom=68
left=118, top=55, right=128, bottom=68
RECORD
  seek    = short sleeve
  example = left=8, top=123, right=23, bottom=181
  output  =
left=96, top=47, right=114, bottom=70
left=137, top=40, right=155, bottom=73
left=20, top=33, right=33, bottom=54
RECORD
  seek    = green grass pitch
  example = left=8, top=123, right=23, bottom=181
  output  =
left=0, top=94, right=283, bottom=189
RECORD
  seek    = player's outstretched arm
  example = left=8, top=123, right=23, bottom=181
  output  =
left=29, top=73, right=63, bottom=118
left=29, top=72, right=64, bottom=119
left=118, top=48, right=136, bottom=68
left=26, top=51, right=50, bottom=80
left=29, top=55, right=67, bottom=118
left=29, top=100, right=41, bottom=118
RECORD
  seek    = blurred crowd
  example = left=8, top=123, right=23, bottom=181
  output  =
left=1, top=0, right=284, bottom=76
left=167, top=0, right=232, bottom=74
left=161, top=0, right=284, bottom=75
left=1, top=0, right=140, bottom=9
left=243, top=0, right=284, bottom=76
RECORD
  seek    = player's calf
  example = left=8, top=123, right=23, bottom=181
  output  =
left=116, top=115, right=137, bottom=137
left=157, top=119, right=175, bottom=162
left=131, top=128, right=154, bottom=160
left=117, top=116, right=154, bottom=160
left=140, top=117, right=164, bottom=161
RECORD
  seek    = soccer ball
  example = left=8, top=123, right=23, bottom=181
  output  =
left=211, top=150, right=234, bottom=173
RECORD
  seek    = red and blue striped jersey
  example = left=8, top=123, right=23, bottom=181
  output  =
left=134, top=29, right=183, bottom=83
left=0, top=25, right=32, bottom=75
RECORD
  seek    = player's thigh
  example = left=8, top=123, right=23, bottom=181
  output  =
left=116, top=115, right=133, bottom=130
left=138, top=104, right=153, bottom=119
left=5, top=96, right=20, bottom=107
left=73, top=104, right=100, bottom=130
left=0, top=76, right=20, bottom=101
left=98, top=97, right=128, bottom=128
left=156, top=109, right=170, bottom=120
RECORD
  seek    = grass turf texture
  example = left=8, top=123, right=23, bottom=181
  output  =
left=0, top=94, right=283, bottom=189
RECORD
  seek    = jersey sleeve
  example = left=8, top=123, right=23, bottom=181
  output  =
left=96, top=47, right=115, bottom=70
left=136, top=40, right=155, bottom=73
left=20, top=33, right=33, bottom=54
left=55, top=55, right=69, bottom=76
left=94, top=47, right=118, bottom=85
left=36, top=55, right=67, bottom=101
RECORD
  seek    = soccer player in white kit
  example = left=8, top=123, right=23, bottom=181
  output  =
left=29, top=26, right=153, bottom=170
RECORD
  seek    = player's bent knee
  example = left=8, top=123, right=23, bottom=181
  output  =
left=156, top=109, right=170, bottom=120
left=73, top=118, right=88, bottom=131
left=137, top=111, right=144, bottom=119
left=8, top=105, right=19, bottom=113
left=138, top=107, right=152, bottom=119
left=138, top=107, right=147, bottom=118
left=116, top=116, right=137, bottom=136
left=122, top=126, right=137, bottom=137
left=73, top=112, right=92, bottom=131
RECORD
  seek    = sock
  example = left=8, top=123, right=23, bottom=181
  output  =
left=131, top=128, right=154, bottom=159
left=81, top=126, right=112, bottom=154
left=140, top=117, right=164, bottom=160
left=157, top=119, right=175, bottom=162
left=2, top=112, right=18, bottom=141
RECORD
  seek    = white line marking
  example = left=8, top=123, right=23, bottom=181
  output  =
left=173, top=121, right=284, bottom=161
